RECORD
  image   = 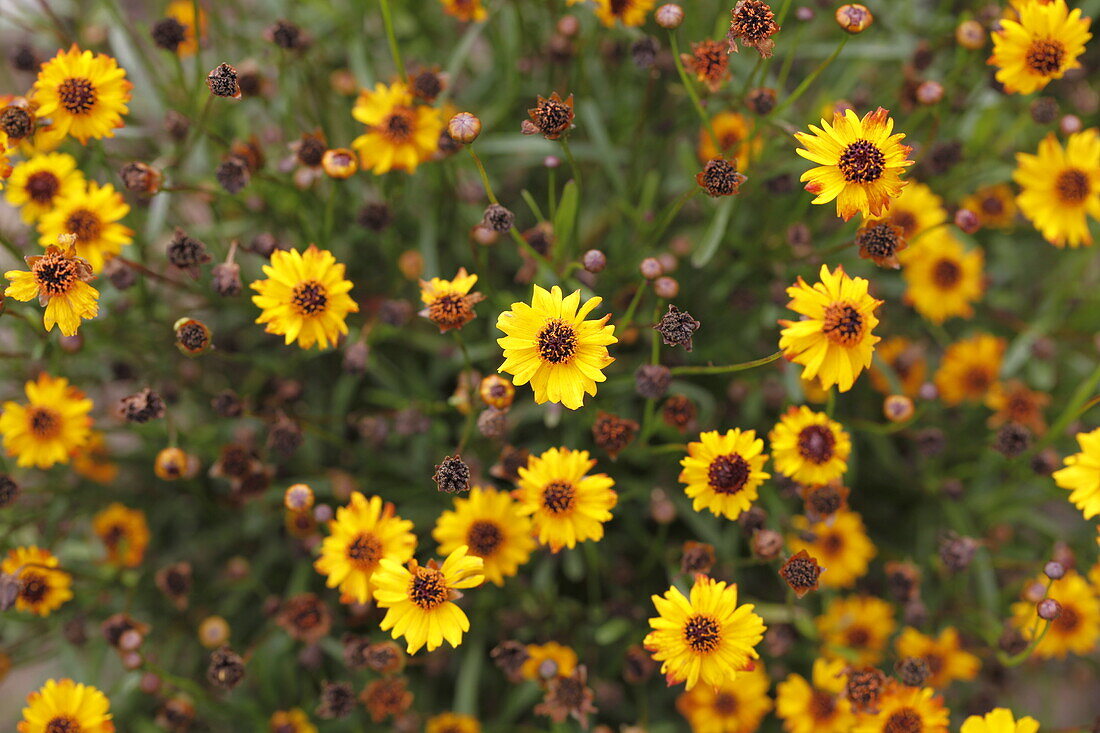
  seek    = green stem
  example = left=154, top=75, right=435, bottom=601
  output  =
left=1032, top=362, right=1100, bottom=454
left=378, top=0, right=408, bottom=82
left=619, top=282, right=648, bottom=330
left=454, top=332, right=477, bottom=453
left=559, top=137, right=582, bottom=197
left=771, top=35, right=850, bottom=117
left=467, top=147, right=547, bottom=263
left=670, top=350, right=783, bottom=376
left=669, top=31, right=720, bottom=149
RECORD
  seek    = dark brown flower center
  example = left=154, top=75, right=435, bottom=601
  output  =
left=45, top=716, right=80, bottom=733
left=381, top=109, right=414, bottom=143
left=409, top=566, right=448, bottom=610
left=822, top=303, right=865, bottom=345
left=296, top=136, right=326, bottom=167
left=707, top=453, right=751, bottom=494
left=932, top=258, right=962, bottom=288
left=346, top=532, right=383, bottom=570
left=291, top=280, right=328, bottom=315
left=534, top=98, right=573, bottom=136
left=610, top=0, right=632, bottom=14
left=731, top=0, right=778, bottom=42
left=883, top=708, right=923, bottom=733
left=33, top=255, right=79, bottom=295
left=57, top=77, right=97, bottom=114
left=65, top=209, right=102, bottom=243
left=20, top=571, right=49, bottom=603
left=683, top=613, right=722, bottom=653
left=891, top=211, right=918, bottom=238
left=537, top=319, right=578, bottom=364
left=1053, top=604, right=1080, bottom=632
left=838, top=140, right=886, bottom=183
left=809, top=689, right=837, bottom=720
left=845, top=625, right=871, bottom=648
left=28, top=406, right=62, bottom=438
left=798, top=425, right=836, bottom=464
left=780, top=554, right=822, bottom=592
left=713, top=691, right=738, bottom=714
left=0, top=106, right=34, bottom=139
left=1055, top=168, right=1089, bottom=204
left=857, top=222, right=903, bottom=262
left=25, top=171, right=60, bottom=203
left=1025, top=38, right=1066, bottom=75
left=822, top=532, right=844, bottom=554
left=466, top=519, right=504, bottom=557
left=428, top=292, right=473, bottom=328
left=542, top=481, right=576, bottom=514
left=981, top=195, right=1005, bottom=215
left=964, top=367, right=992, bottom=393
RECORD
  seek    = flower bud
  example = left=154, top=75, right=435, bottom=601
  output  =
left=1037, top=598, right=1062, bottom=621
left=655, top=3, right=684, bottom=29
left=955, top=20, right=985, bottom=50
left=583, top=249, right=606, bottom=273
left=448, top=112, right=482, bottom=144
left=835, top=4, right=873, bottom=33
left=954, top=208, right=980, bottom=234
left=883, top=395, right=914, bottom=422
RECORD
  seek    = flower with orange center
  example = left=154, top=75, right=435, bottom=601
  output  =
left=0, top=373, right=93, bottom=469
left=419, top=267, right=485, bottom=332
left=351, top=81, right=442, bottom=174
left=933, top=333, right=1005, bottom=406
left=92, top=503, right=150, bottom=568
left=989, top=0, right=1091, bottom=94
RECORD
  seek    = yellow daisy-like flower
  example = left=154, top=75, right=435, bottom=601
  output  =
left=775, top=657, right=855, bottom=733
left=676, top=663, right=772, bottom=733
left=901, top=231, right=985, bottom=324
left=816, top=595, right=896, bottom=665
left=5, top=242, right=99, bottom=337
left=373, top=545, right=485, bottom=654
left=433, top=485, right=535, bottom=586
left=1014, top=129, right=1100, bottom=248
left=0, top=373, right=93, bottom=469
left=427, top=712, right=481, bottom=733
left=644, top=575, right=766, bottom=690
left=314, top=492, right=417, bottom=604
left=678, top=429, right=770, bottom=520
left=1011, top=570, right=1100, bottom=658
left=779, top=264, right=882, bottom=392
left=37, top=180, right=132, bottom=272
left=697, top=112, right=762, bottom=167
left=439, top=0, right=488, bottom=22
left=496, top=285, right=617, bottom=410
left=4, top=153, right=85, bottom=222
left=513, top=447, right=617, bottom=552
left=768, top=406, right=851, bottom=485
left=874, top=180, right=947, bottom=241
left=268, top=709, right=316, bottom=733
left=868, top=336, right=926, bottom=397
left=166, top=0, right=208, bottom=56
left=18, top=678, right=114, bottom=733
left=986, top=380, right=1049, bottom=434
left=1053, top=427, right=1100, bottom=519
left=92, top=503, right=150, bottom=568
left=853, top=683, right=949, bottom=733
left=795, top=107, right=914, bottom=221
left=31, top=45, right=131, bottom=144
left=933, top=333, right=1005, bottom=406
left=352, top=81, right=442, bottom=174
left=989, top=0, right=1092, bottom=94
left=594, top=0, right=656, bottom=26
left=250, top=245, right=359, bottom=350
left=419, top=267, right=485, bottom=333
left=520, top=642, right=578, bottom=681
left=962, top=183, right=1018, bottom=229
left=961, top=708, right=1040, bottom=733
left=894, top=626, right=980, bottom=688
left=1, top=546, right=73, bottom=617
left=787, top=510, right=876, bottom=589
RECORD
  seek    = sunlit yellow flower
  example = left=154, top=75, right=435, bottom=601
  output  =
left=894, top=626, right=980, bottom=688
left=433, top=485, right=534, bottom=585
left=17, top=678, right=113, bottom=733
left=31, top=45, right=131, bottom=143
left=769, top=406, right=851, bottom=485
left=901, top=231, right=984, bottom=324
left=92, top=503, right=150, bottom=568
left=514, top=447, right=617, bottom=552
left=166, top=0, right=208, bottom=56
left=373, top=545, right=484, bottom=653
left=521, top=642, right=578, bottom=681
left=962, top=183, right=1017, bottom=229
left=268, top=708, right=316, bottom=733
left=1014, top=129, right=1100, bottom=248
left=873, top=179, right=947, bottom=241
left=496, top=285, right=617, bottom=410
left=0, top=373, right=93, bottom=469
left=989, top=0, right=1091, bottom=94
left=868, top=336, right=926, bottom=397
left=1053, top=427, right=1100, bottom=519
left=2, top=546, right=73, bottom=617
left=788, top=510, right=875, bottom=589
left=644, top=575, right=766, bottom=690
left=676, top=663, right=772, bottom=733
left=853, top=683, right=949, bottom=733
left=698, top=112, right=762, bottom=167
left=933, top=333, right=1005, bottom=406
left=426, top=712, right=481, bottom=733
left=776, top=657, right=855, bottom=733
left=594, top=0, right=655, bottom=27
left=961, top=708, right=1040, bottom=733
left=250, top=245, right=359, bottom=349
left=4, top=153, right=84, bottom=222
left=439, top=0, right=488, bottom=22
left=72, top=431, right=118, bottom=484
left=4, top=242, right=98, bottom=336
left=352, top=82, right=442, bottom=174
left=678, top=429, right=770, bottom=520
left=1011, top=570, right=1100, bottom=658
left=419, top=267, right=485, bottom=333
left=37, top=180, right=131, bottom=272
left=816, top=595, right=896, bottom=665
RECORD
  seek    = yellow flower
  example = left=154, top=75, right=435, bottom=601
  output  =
left=788, top=510, right=876, bottom=589
left=92, top=503, right=150, bottom=568
left=0, top=373, right=93, bottom=469
left=961, top=708, right=1040, bottom=733
left=352, top=82, right=442, bottom=174
left=439, top=0, right=488, bottom=22
left=314, top=492, right=417, bottom=604
left=816, top=595, right=896, bottom=665
left=644, top=575, right=766, bottom=690
left=250, top=245, right=359, bottom=350
left=795, top=107, right=914, bottom=221
left=1014, top=129, right=1100, bottom=248
left=594, top=0, right=656, bottom=26
left=4, top=242, right=99, bottom=337
left=778, top=264, right=882, bottom=392
left=1053, top=427, right=1100, bottom=519
left=514, top=447, right=617, bottom=552
left=432, top=485, right=535, bottom=585
left=72, top=431, right=118, bottom=484
left=853, top=683, right=949, bottom=733
left=769, top=406, right=851, bottom=484
left=373, top=545, right=485, bottom=654
left=419, top=267, right=485, bottom=333
left=678, top=429, right=770, bottom=520
left=989, top=0, right=1091, bottom=94
left=1, top=546, right=73, bottom=617
left=961, top=183, right=1017, bottom=229
left=268, top=709, right=315, bottom=733
left=697, top=112, right=762, bottom=167
left=1011, top=570, right=1100, bottom=658
left=775, top=657, right=855, bottom=733
left=520, top=642, right=578, bottom=681
left=4, top=153, right=85, bottom=222
left=873, top=180, right=947, bottom=240
left=166, top=0, right=208, bottom=56
left=496, top=285, right=617, bottom=410
left=37, top=180, right=132, bottom=272
left=427, top=712, right=481, bottom=733
left=676, top=663, right=772, bottom=733
left=901, top=231, right=984, bottom=324
left=31, top=45, right=131, bottom=143
left=933, top=333, right=1005, bottom=406
left=868, top=336, right=926, bottom=397
left=18, top=678, right=113, bottom=733
left=894, top=626, right=980, bottom=688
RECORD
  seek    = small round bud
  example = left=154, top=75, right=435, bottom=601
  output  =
left=284, top=483, right=315, bottom=512
left=583, top=249, right=607, bottom=273
left=118, top=628, right=144, bottom=652
left=655, top=3, right=684, bottom=29
left=915, top=80, right=944, bottom=105
left=954, top=208, right=980, bottom=234
left=1044, top=561, right=1065, bottom=580
left=397, top=250, right=424, bottom=280
left=139, top=672, right=161, bottom=695
left=1037, top=598, right=1062, bottom=621
left=653, top=276, right=679, bottom=299
left=795, top=6, right=814, bottom=21
left=883, top=395, right=915, bottom=422
left=639, top=257, right=663, bottom=280
left=544, top=155, right=561, bottom=169
left=198, top=616, right=230, bottom=648
left=835, top=3, right=873, bottom=33
left=448, top=112, right=482, bottom=144
left=751, top=529, right=784, bottom=560
left=1060, top=114, right=1082, bottom=135
left=955, top=20, right=985, bottom=50
left=1030, top=97, right=1059, bottom=124
left=557, top=15, right=581, bottom=36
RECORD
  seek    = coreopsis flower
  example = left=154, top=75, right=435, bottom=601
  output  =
left=894, top=627, right=980, bottom=688
left=0, top=373, right=93, bottom=469
left=427, top=713, right=480, bottom=733
left=535, top=666, right=597, bottom=725
left=676, top=664, right=772, bottom=731
left=250, top=245, right=359, bottom=350
left=268, top=709, right=317, bottom=733
left=522, top=92, right=575, bottom=140
left=769, top=406, right=851, bottom=484
left=816, top=595, right=896, bottom=665
left=432, top=485, right=535, bottom=585
left=852, top=683, right=949, bottom=733
left=875, top=180, right=947, bottom=240
left=961, top=183, right=1017, bottom=229
left=594, top=0, right=655, bottom=27
left=901, top=231, right=984, bottom=324
left=778, top=264, right=882, bottom=392
left=779, top=550, right=824, bottom=598
left=987, top=380, right=1049, bottom=434
left=479, top=375, right=515, bottom=409
left=31, top=45, right=131, bottom=143
left=17, top=678, right=113, bottom=732
left=933, top=333, right=1005, bottom=406
left=696, top=157, right=747, bottom=197
left=372, top=545, right=484, bottom=654
left=727, top=0, right=781, bottom=57
left=496, top=285, right=617, bottom=410
left=869, top=337, right=926, bottom=396
left=165, top=0, right=208, bottom=56
left=788, top=510, right=875, bottom=588
left=1053, top=427, right=1100, bottom=519
left=960, top=708, right=1040, bottom=733
left=855, top=220, right=907, bottom=268
left=776, top=657, right=856, bottom=733
left=2, top=546, right=73, bottom=616
left=440, top=0, right=488, bottom=22
left=795, top=107, right=914, bottom=221
left=644, top=575, right=766, bottom=690
left=4, top=242, right=99, bottom=336
left=4, top=153, right=84, bottom=222
left=521, top=642, right=578, bottom=681
left=1013, top=129, right=1100, bottom=248
left=678, top=429, right=770, bottom=520
left=419, top=267, right=485, bottom=332
left=683, top=40, right=730, bottom=92
left=514, top=447, right=616, bottom=552
left=989, top=0, right=1091, bottom=95
left=314, top=492, right=416, bottom=604
left=92, top=503, right=150, bottom=568
left=352, top=82, right=442, bottom=174
left=696, top=112, right=761, bottom=166
left=37, top=180, right=132, bottom=272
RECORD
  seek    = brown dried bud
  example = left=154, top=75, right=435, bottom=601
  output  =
left=211, top=261, right=242, bottom=296
left=267, top=412, right=304, bottom=457
left=216, top=156, right=251, bottom=193
left=746, top=87, right=778, bottom=115
left=119, top=388, right=166, bottom=423
left=592, top=412, right=639, bottom=460
left=680, top=541, right=716, bottom=575
left=661, top=394, right=697, bottom=432
left=118, top=161, right=163, bottom=195
left=728, top=0, right=780, bottom=58
left=0, top=474, right=21, bottom=508
left=895, top=656, right=930, bottom=687
left=265, top=19, right=309, bottom=50
left=635, top=364, right=672, bottom=400
left=211, top=390, right=243, bottom=418
left=207, top=647, right=246, bottom=689
left=778, top=549, right=823, bottom=598
left=523, top=92, right=575, bottom=140
left=206, top=63, right=242, bottom=99
left=696, top=158, right=747, bottom=197
left=751, top=528, right=784, bottom=560
left=482, top=203, right=515, bottom=232
left=491, top=640, right=530, bottom=682
left=316, top=681, right=356, bottom=720
left=151, top=17, right=188, bottom=51
left=433, top=455, right=471, bottom=494
left=477, top=406, right=508, bottom=439
left=654, top=304, right=700, bottom=351
left=1030, top=96, right=1059, bottom=124
left=939, top=533, right=979, bottom=572
left=993, top=422, right=1032, bottom=457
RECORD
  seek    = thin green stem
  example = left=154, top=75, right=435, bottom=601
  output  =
left=559, top=137, right=582, bottom=197
left=378, top=0, right=408, bottom=82
left=669, top=31, right=720, bottom=149
left=650, top=188, right=700, bottom=245
left=619, top=282, right=648, bottom=330
left=771, top=35, right=850, bottom=117
left=670, top=350, right=783, bottom=376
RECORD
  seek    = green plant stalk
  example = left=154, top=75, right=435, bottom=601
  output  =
left=466, top=147, right=548, bottom=263
left=378, top=0, right=408, bottom=82
left=771, top=35, right=850, bottom=117
left=669, top=31, right=720, bottom=150
left=670, top=350, right=783, bottom=376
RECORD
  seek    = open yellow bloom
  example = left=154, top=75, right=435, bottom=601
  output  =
left=644, top=575, right=766, bottom=690
left=5, top=242, right=99, bottom=336
left=961, top=708, right=1040, bottom=733
left=868, top=336, right=926, bottom=397
left=594, top=0, right=655, bottom=26
left=373, top=545, right=485, bottom=653
left=32, top=45, right=131, bottom=143
left=962, top=183, right=1017, bottom=229
left=1014, top=129, right=1100, bottom=248
left=795, top=107, right=914, bottom=221
left=427, top=712, right=481, bottom=733
left=419, top=267, right=484, bottom=332
left=894, top=626, right=980, bottom=688
left=816, top=595, right=896, bottom=665
left=1053, top=427, right=1100, bottom=519
left=873, top=179, right=947, bottom=241
left=698, top=112, right=762, bottom=167
left=901, top=231, right=984, bottom=324
left=352, top=82, right=442, bottom=174
left=1011, top=570, right=1100, bottom=658
left=989, top=0, right=1091, bottom=94
left=496, top=285, right=617, bottom=410
left=679, top=429, right=770, bottom=520
left=521, top=642, right=578, bottom=681
left=769, top=406, right=851, bottom=485
left=934, top=333, right=1005, bottom=406
left=776, top=657, right=855, bottom=733
left=18, top=678, right=113, bottom=733
left=433, top=485, right=535, bottom=585
left=788, top=510, right=876, bottom=589
left=779, top=264, right=882, bottom=392
left=853, top=683, right=949, bottom=733
left=676, top=663, right=772, bottom=733
left=37, top=180, right=132, bottom=272
left=2, top=546, right=73, bottom=617
left=439, top=0, right=488, bottom=22
left=92, top=503, right=150, bottom=568
left=0, top=373, right=93, bottom=469
left=514, top=447, right=617, bottom=552
left=4, top=152, right=84, bottom=222
left=251, top=245, right=359, bottom=349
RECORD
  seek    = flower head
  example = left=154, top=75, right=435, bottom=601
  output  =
left=989, top=0, right=1092, bottom=94
left=933, top=333, right=1005, bottom=406
left=727, top=0, right=781, bottom=57
left=852, top=683, right=948, bottom=733
left=4, top=153, right=84, bottom=222
left=788, top=510, right=875, bottom=588
left=960, top=708, right=1040, bottom=733
left=419, top=267, right=485, bottom=332
left=1053, top=427, right=1100, bottom=519
left=1013, top=129, right=1100, bottom=248
left=0, top=373, right=93, bottom=469
left=2, top=546, right=73, bottom=617
left=679, top=429, right=770, bottom=520
left=18, top=678, right=113, bottom=732
left=776, top=658, right=856, bottom=733
left=37, top=180, right=132, bottom=272
left=352, top=82, right=442, bottom=174
left=901, top=231, right=984, bottom=324
left=594, top=0, right=655, bottom=27
left=433, top=486, right=535, bottom=585
left=92, top=503, right=150, bottom=568
left=894, top=626, right=979, bottom=688
left=817, top=595, right=896, bottom=665
left=514, top=447, right=617, bottom=552
left=32, top=45, right=131, bottom=143
left=676, top=664, right=772, bottom=732
left=769, top=406, right=851, bottom=484
left=5, top=241, right=98, bottom=336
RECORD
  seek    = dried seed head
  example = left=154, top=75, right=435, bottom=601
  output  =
left=211, top=261, right=242, bottom=296
left=680, top=540, right=716, bottom=575
left=358, top=202, right=393, bottom=231
left=662, top=394, right=697, bottom=432
left=993, top=422, right=1032, bottom=457
left=120, top=388, right=166, bottom=423
left=118, top=161, right=163, bottom=195
left=751, top=528, right=784, bottom=560
left=0, top=474, right=21, bottom=508
left=215, top=156, right=251, bottom=193
left=166, top=228, right=212, bottom=276
left=728, top=0, right=781, bottom=58
left=844, top=667, right=886, bottom=713
left=206, top=63, right=242, bottom=99
left=477, top=406, right=509, bottom=439
left=895, top=656, right=930, bottom=687
left=491, top=640, right=530, bottom=681
left=174, top=318, right=212, bottom=355
left=151, top=17, right=188, bottom=52
left=0, top=102, right=35, bottom=140
left=655, top=4, right=685, bottom=29
left=746, top=87, right=778, bottom=115
left=885, top=561, right=922, bottom=602
left=631, top=36, right=660, bottom=68
left=635, top=364, right=672, bottom=400
left=1030, top=96, right=1059, bottom=124
left=522, top=92, right=575, bottom=140
left=211, top=390, right=243, bottom=418
left=9, top=45, right=39, bottom=72
left=448, top=112, right=482, bottom=144
left=207, top=648, right=245, bottom=690
left=778, top=549, right=824, bottom=597
left=592, top=411, right=640, bottom=459
left=316, top=681, right=356, bottom=720
left=411, top=68, right=445, bottom=102
left=655, top=304, right=701, bottom=351
left=696, top=158, right=747, bottom=197
left=939, top=532, right=979, bottom=572
left=268, top=413, right=304, bottom=457
left=482, top=203, right=515, bottom=232
left=433, top=455, right=471, bottom=494
left=265, top=19, right=309, bottom=50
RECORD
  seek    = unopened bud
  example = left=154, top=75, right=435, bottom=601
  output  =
left=448, top=112, right=482, bottom=144
left=655, top=3, right=684, bottom=29
left=835, top=3, right=873, bottom=33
